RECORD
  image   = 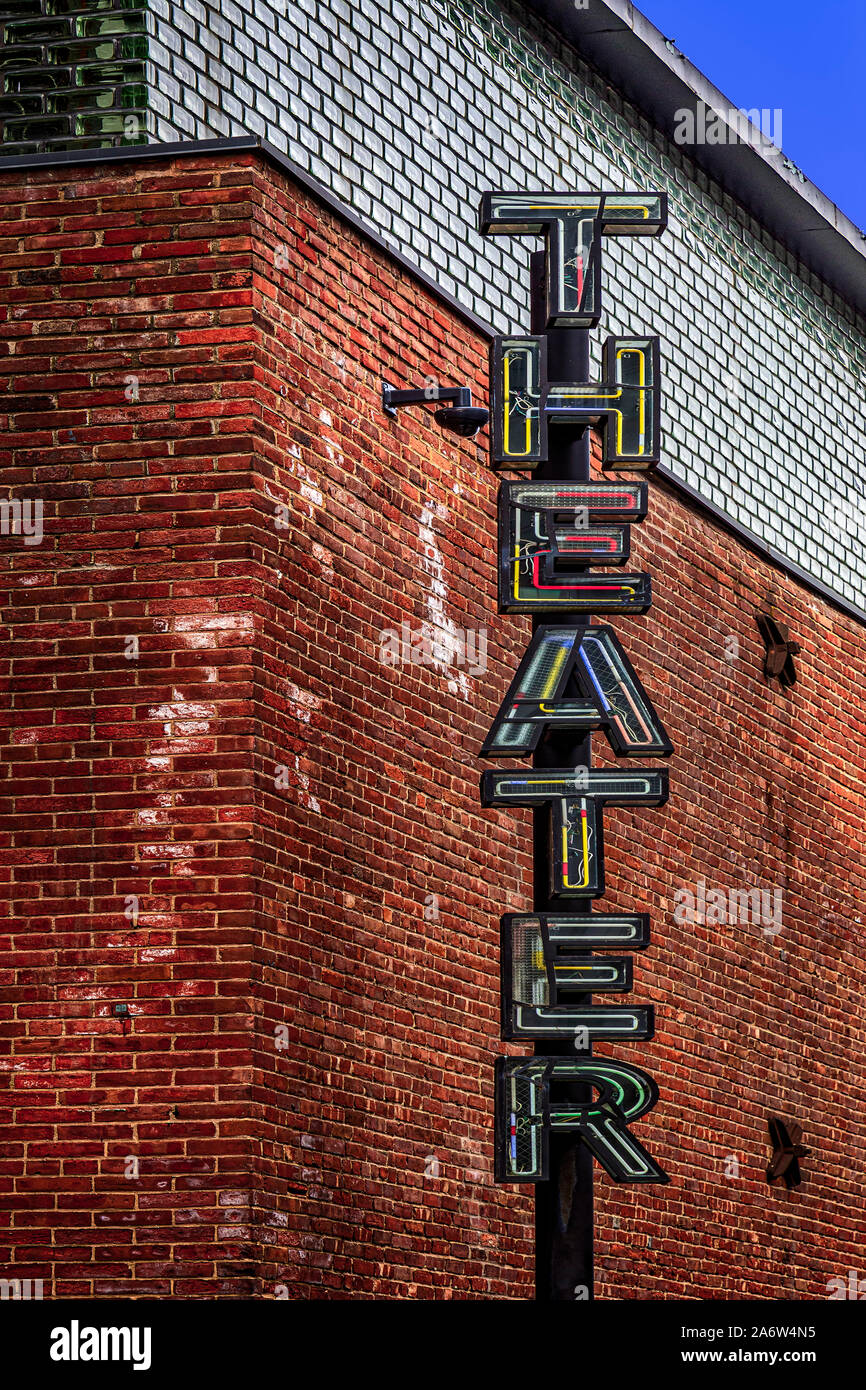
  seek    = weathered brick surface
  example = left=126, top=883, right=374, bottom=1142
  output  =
left=0, top=155, right=262, bottom=1299
left=0, top=150, right=863, bottom=1300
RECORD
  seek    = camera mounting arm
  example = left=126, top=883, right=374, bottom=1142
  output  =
left=381, top=381, right=489, bottom=438
left=381, top=382, right=472, bottom=416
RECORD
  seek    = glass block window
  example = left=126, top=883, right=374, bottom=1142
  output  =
left=0, top=0, right=149, bottom=153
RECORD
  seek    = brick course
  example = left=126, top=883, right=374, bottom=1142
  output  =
left=0, top=150, right=863, bottom=1299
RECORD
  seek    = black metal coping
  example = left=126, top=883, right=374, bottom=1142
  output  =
left=1, top=133, right=864, bottom=631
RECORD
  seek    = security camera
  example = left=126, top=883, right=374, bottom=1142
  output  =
left=382, top=381, right=488, bottom=438
left=434, top=404, right=489, bottom=437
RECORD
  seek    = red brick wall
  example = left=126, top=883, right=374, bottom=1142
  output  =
left=0, top=150, right=863, bottom=1300
left=0, top=155, right=262, bottom=1297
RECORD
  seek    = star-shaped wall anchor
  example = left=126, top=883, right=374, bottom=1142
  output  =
left=766, top=1116, right=810, bottom=1189
left=756, top=613, right=800, bottom=689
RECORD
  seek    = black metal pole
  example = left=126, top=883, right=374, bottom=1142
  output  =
left=530, top=252, right=595, bottom=1303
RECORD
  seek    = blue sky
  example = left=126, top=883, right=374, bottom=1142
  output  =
left=638, top=0, right=866, bottom=229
